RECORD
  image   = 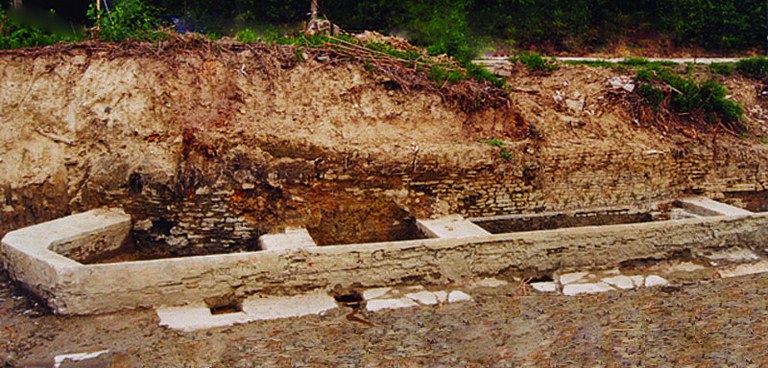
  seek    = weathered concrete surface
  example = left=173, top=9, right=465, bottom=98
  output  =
left=258, top=227, right=317, bottom=251
left=5, top=209, right=768, bottom=315
left=0, top=208, right=131, bottom=313
left=676, top=197, right=753, bottom=217
left=416, top=215, right=491, bottom=239
left=156, top=290, right=338, bottom=332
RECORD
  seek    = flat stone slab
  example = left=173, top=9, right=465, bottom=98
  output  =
left=676, top=197, right=752, bottom=217
left=416, top=215, right=491, bottom=239
left=473, top=277, right=509, bottom=288
left=602, top=275, right=635, bottom=290
left=157, top=291, right=337, bottom=332
left=718, top=261, right=768, bottom=279
left=701, top=248, right=762, bottom=265
left=530, top=282, right=558, bottom=293
left=563, top=282, right=614, bottom=296
left=54, top=350, right=111, bottom=368
left=258, top=227, right=317, bottom=251
left=644, top=275, right=670, bottom=287
left=366, top=298, right=419, bottom=312
left=364, top=286, right=473, bottom=312
left=558, top=271, right=590, bottom=285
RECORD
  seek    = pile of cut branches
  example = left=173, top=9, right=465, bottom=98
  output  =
left=314, top=35, right=511, bottom=114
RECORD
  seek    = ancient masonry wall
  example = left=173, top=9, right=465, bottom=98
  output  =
left=2, top=144, right=765, bottom=254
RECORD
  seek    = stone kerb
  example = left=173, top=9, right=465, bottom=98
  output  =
left=0, top=208, right=132, bottom=314
left=676, top=197, right=753, bottom=217
left=258, top=227, right=318, bottom=251
left=3, top=205, right=768, bottom=316
left=416, top=215, right=492, bottom=239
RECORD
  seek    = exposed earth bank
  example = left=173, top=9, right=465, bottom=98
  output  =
left=2, top=39, right=768, bottom=257
left=3, top=38, right=768, bottom=366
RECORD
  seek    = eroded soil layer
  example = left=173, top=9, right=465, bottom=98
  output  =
left=2, top=41, right=768, bottom=257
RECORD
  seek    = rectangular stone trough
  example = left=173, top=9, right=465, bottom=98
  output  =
left=2, top=197, right=768, bottom=315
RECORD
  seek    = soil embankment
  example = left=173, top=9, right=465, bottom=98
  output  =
left=2, top=39, right=768, bottom=257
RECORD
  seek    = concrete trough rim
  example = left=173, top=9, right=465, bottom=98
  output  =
left=2, top=198, right=766, bottom=315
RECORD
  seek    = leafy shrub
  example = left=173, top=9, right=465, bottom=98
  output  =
left=428, top=65, right=461, bottom=84
left=511, top=52, right=559, bottom=72
left=619, top=57, right=650, bottom=66
left=708, top=62, right=735, bottom=76
left=465, top=62, right=505, bottom=87
left=563, top=59, right=616, bottom=68
left=235, top=28, right=257, bottom=43
left=403, top=0, right=476, bottom=64
left=88, top=0, right=165, bottom=42
left=635, top=67, right=743, bottom=125
left=0, top=7, right=81, bottom=49
left=662, top=0, right=762, bottom=51
left=736, top=57, right=768, bottom=80
left=637, top=84, right=664, bottom=108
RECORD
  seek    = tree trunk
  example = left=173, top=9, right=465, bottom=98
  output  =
left=13, top=0, right=22, bottom=8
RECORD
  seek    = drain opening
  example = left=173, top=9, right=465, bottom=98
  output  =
left=333, top=291, right=364, bottom=308
left=205, top=295, right=243, bottom=315
left=527, top=275, right=554, bottom=283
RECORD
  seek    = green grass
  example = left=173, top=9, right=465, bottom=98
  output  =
left=482, top=139, right=505, bottom=148
left=562, top=59, right=616, bottom=68
left=708, top=62, right=735, bottom=76
left=736, top=57, right=768, bottom=79
left=563, top=58, right=681, bottom=71
left=510, top=52, right=559, bottom=72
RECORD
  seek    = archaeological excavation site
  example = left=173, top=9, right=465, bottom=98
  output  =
left=4, top=33, right=768, bottom=366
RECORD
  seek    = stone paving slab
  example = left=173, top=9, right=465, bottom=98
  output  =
left=157, top=290, right=338, bottom=332
left=363, top=286, right=474, bottom=312
left=258, top=227, right=317, bottom=251
left=416, top=215, right=491, bottom=239
left=676, top=197, right=753, bottom=217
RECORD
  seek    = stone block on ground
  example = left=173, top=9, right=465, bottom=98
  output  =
left=718, top=261, right=768, bottom=279
left=563, top=282, right=614, bottom=296
left=676, top=197, right=752, bottom=217
left=258, top=227, right=317, bottom=251
left=416, top=215, right=491, bottom=239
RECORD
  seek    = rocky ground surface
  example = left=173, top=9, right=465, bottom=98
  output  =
left=3, top=266, right=768, bottom=367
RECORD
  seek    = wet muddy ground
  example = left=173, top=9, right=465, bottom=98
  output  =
left=2, top=266, right=768, bottom=367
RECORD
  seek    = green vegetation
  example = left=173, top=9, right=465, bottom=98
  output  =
left=635, top=66, right=743, bottom=126
left=510, top=52, right=559, bottom=72
left=708, top=62, right=735, bottom=76
left=0, top=7, right=82, bottom=49
left=562, top=59, right=616, bottom=68
left=618, top=58, right=676, bottom=68
left=235, top=28, right=257, bottom=43
left=482, top=139, right=512, bottom=160
left=88, top=0, right=166, bottom=42
left=636, top=84, right=665, bottom=109
left=230, top=29, right=505, bottom=87
left=4, top=1, right=768, bottom=59
left=735, top=57, right=768, bottom=80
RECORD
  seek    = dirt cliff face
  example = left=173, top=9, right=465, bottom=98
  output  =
left=1, top=40, right=768, bottom=256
